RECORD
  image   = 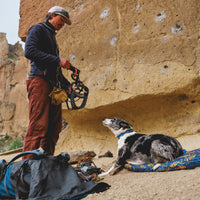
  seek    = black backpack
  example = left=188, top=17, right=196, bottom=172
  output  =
left=0, top=148, right=109, bottom=200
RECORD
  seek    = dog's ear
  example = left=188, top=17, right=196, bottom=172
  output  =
left=119, top=121, right=132, bottom=129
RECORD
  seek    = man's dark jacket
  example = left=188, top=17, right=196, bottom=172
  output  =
left=25, top=21, right=61, bottom=83
left=25, top=21, right=70, bottom=88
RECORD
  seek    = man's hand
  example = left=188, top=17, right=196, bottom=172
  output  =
left=60, top=58, right=71, bottom=69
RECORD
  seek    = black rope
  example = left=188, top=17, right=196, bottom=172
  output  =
left=66, top=72, right=89, bottom=110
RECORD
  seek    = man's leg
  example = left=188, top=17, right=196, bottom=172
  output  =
left=23, top=77, right=50, bottom=159
left=47, top=104, right=62, bottom=155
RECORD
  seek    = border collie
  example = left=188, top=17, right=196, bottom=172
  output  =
left=99, top=118, right=183, bottom=176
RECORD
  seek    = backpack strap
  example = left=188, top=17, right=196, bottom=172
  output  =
left=6, top=147, right=45, bottom=168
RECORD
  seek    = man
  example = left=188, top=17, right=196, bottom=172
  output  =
left=23, top=6, right=78, bottom=158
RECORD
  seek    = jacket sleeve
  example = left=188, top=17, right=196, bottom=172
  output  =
left=24, top=24, right=60, bottom=67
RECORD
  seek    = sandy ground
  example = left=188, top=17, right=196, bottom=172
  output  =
left=1, top=135, right=200, bottom=200
left=85, top=158, right=200, bottom=200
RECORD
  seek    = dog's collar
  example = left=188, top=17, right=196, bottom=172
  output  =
left=117, top=129, right=133, bottom=139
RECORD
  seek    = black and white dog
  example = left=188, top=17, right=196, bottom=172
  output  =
left=99, top=118, right=183, bottom=176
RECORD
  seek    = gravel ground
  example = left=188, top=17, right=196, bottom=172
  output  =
left=86, top=166, right=200, bottom=200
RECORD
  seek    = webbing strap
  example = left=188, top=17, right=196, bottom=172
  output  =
left=4, top=171, right=11, bottom=198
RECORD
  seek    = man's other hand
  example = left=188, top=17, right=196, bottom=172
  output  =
left=60, top=58, right=71, bottom=69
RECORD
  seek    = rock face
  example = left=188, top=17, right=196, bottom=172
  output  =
left=0, top=33, right=28, bottom=138
left=16, top=0, right=200, bottom=154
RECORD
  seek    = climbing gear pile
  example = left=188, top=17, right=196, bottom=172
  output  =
left=74, top=158, right=102, bottom=182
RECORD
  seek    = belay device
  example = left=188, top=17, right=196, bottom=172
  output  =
left=66, top=68, right=89, bottom=110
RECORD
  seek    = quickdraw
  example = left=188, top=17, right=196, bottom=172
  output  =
left=66, top=69, right=89, bottom=110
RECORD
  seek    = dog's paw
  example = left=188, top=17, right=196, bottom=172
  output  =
left=98, top=172, right=108, bottom=177
left=109, top=165, right=123, bottom=175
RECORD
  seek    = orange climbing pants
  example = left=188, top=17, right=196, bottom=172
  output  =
left=23, top=77, right=62, bottom=159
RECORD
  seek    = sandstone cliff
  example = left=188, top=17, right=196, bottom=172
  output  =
left=0, top=33, right=28, bottom=139
left=3, top=0, right=200, bottom=155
